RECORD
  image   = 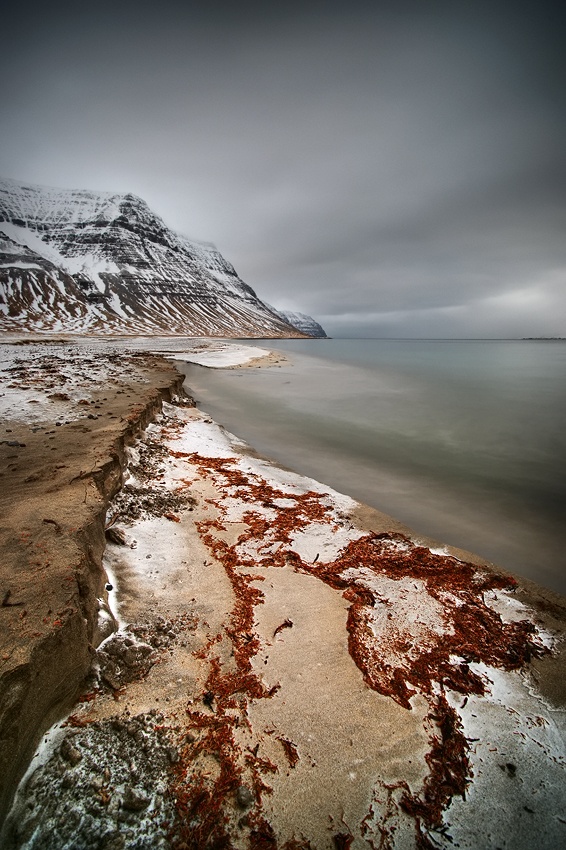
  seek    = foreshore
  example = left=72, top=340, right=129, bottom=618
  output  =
left=1, top=337, right=565, bottom=849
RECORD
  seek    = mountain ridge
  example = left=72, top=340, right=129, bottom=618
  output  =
left=0, top=177, right=325, bottom=337
left=266, top=305, right=327, bottom=338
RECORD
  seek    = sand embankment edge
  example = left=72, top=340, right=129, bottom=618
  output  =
left=0, top=353, right=189, bottom=825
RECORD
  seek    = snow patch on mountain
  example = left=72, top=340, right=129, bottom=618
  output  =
left=0, top=221, right=69, bottom=268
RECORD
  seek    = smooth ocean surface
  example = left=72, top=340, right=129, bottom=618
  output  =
left=179, top=339, right=566, bottom=595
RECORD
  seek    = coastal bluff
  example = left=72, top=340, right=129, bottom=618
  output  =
left=0, top=339, right=187, bottom=824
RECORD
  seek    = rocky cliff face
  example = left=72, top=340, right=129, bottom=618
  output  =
left=0, top=178, right=324, bottom=337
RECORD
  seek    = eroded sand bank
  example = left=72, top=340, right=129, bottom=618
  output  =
left=1, top=339, right=565, bottom=850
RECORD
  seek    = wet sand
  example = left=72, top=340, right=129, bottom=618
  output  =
left=0, top=339, right=565, bottom=849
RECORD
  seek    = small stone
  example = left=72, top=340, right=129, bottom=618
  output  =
left=101, top=834, right=125, bottom=850
left=167, top=746, right=179, bottom=764
left=122, top=786, right=150, bottom=811
left=137, top=642, right=154, bottom=658
left=102, top=670, right=121, bottom=690
left=106, top=527, right=127, bottom=545
left=236, top=785, right=254, bottom=809
left=60, top=737, right=82, bottom=765
left=123, top=647, right=140, bottom=666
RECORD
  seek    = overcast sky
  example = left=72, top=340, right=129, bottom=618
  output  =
left=1, top=0, right=565, bottom=337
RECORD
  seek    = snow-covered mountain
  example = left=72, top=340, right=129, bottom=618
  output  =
left=0, top=178, right=324, bottom=337
left=267, top=307, right=327, bottom=338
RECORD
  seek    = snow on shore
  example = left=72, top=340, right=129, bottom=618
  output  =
left=165, top=341, right=273, bottom=368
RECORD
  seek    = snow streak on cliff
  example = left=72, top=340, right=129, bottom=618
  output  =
left=0, top=178, right=320, bottom=337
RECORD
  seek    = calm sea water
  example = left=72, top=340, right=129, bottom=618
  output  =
left=179, top=340, right=566, bottom=596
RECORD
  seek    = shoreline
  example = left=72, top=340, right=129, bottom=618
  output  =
left=178, top=337, right=566, bottom=597
left=1, top=339, right=565, bottom=848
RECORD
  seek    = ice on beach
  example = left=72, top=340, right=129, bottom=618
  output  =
left=162, top=406, right=242, bottom=459
left=222, top=497, right=277, bottom=523
left=289, top=522, right=365, bottom=564
left=483, top=587, right=551, bottom=633
left=440, top=665, right=566, bottom=850
left=0, top=340, right=151, bottom=426
left=0, top=343, right=92, bottom=425
left=166, top=342, right=272, bottom=368
left=239, top=453, right=361, bottom=513
left=165, top=403, right=361, bottom=516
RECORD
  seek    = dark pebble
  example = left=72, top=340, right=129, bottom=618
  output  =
left=236, top=785, right=254, bottom=809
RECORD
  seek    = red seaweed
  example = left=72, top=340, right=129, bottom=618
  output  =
left=277, top=736, right=300, bottom=768
left=273, top=619, right=293, bottom=637
left=167, top=451, right=547, bottom=848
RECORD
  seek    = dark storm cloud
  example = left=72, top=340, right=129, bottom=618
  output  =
left=1, top=0, right=565, bottom=337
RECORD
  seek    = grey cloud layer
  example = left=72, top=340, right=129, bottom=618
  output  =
left=1, top=0, right=565, bottom=336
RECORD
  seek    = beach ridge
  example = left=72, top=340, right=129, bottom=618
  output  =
left=0, top=342, right=189, bottom=825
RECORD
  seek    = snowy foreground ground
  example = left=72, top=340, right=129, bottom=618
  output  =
left=1, top=338, right=565, bottom=850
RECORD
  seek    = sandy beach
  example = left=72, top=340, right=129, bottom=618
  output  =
left=0, top=338, right=565, bottom=850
